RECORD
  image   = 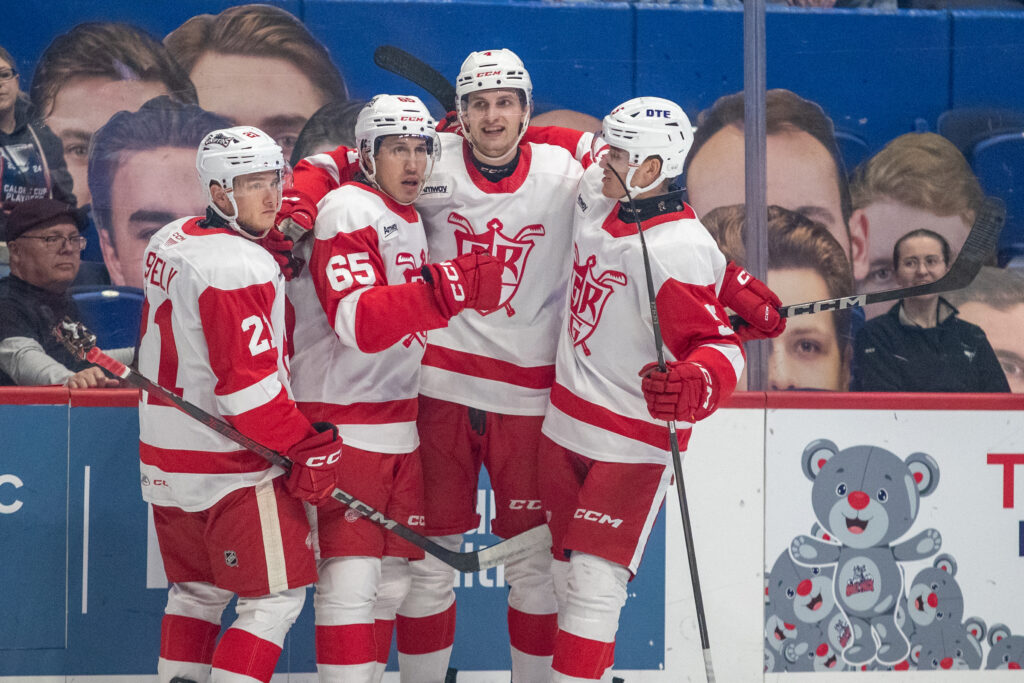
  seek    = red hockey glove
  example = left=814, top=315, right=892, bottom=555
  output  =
left=284, top=422, right=343, bottom=505
left=276, top=190, right=319, bottom=243
left=258, top=228, right=305, bottom=281
left=436, top=110, right=463, bottom=137
left=422, top=251, right=503, bottom=318
left=719, top=262, right=785, bottom=342
left=639, top=361, right=717, bottom=423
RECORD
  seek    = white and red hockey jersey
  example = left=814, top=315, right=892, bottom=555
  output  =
left=541, top=163, right=745, bottom=464
left=288, top=134, right=584, bottom=416
left=288, top=182, right=447, bottom=453
left=138, top=218, right=314, bottom=511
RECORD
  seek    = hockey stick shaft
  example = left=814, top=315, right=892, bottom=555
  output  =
left=76, top=343, right=547, bottom=572
left=373, top=45, right=456, bottom=112
left=610, top=168, right=715, bottom=682
left=728, top=196, right=1006, bottom=328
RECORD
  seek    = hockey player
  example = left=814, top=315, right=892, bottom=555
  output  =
left=539, top=98, right=745, bottom=681
left=138, top=126, right=344, bottom=683
left=278, top=49, right=583, bottom=681
left=287, top=94, right=502, bottom=682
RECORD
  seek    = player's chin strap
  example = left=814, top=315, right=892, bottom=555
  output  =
left=207, top=200, right=271, bottom=240
left=607, top=165, right=716, bottom=683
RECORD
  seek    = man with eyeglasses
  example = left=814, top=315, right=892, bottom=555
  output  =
left=0, top=198, right=125, bottom=387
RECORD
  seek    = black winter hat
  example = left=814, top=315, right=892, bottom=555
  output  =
left=2, top=198, right=85, bottom=242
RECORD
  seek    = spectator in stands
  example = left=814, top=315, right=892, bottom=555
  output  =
left=850, top=132, right=985, bottom=318
left=682, top=89, right=867, bottom=283
left=0, top=199, right=126, bottom=387
left=1, top=45, right=76, bottom=236
left=31, top=22, right=197, bottom=210
left=289, top=99, right=364, bottom=167
left=946, top=266, right=1024, bottom=393
left=703, top=204, right=854, bottom=391
left=164, top=4, right=349, bottom=163
left=852, top=229, right=1007, bottom=392
left=89, top=97, right=230, bottom=289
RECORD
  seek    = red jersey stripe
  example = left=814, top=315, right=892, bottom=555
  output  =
left=422, top=345, right=555, bottom=389
left=297, top=398, right=418, bottom=425
left=140, top=442, right=273, bottom=475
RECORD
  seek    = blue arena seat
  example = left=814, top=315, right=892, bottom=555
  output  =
left=970, top=131, right=1024, bottom=265
left=937, top=107, right=1024, bottom=159
left=70, top=286, right=144, bottom=350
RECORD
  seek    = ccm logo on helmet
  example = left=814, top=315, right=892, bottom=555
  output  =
left=398, top=96, right=416, bottom=102
left=476, top=70, right=503, bottom=77
left=574, top=508, right=623, bottom=528
left=508, top=499, right=542, bottom=510
left=400, top=116, right=425, bottom=122
left=647, top=109, right=672, bottom=118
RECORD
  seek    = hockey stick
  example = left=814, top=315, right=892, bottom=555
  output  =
left=54, top=319, right=550, bottom=573
left=727, top=196, right=1006, bottom=328
left=373, top=45, right=456, bottom=112
left=608, top=169, right=715, bottom=683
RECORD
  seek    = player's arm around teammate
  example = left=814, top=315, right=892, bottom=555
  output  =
left=538, top=99, right=746, bottom=681
left=286, top=95, right=501, bottom=683
left=139, top=127, right=343, bottom=683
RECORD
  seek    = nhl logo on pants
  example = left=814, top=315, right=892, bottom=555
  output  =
left=224, top=550, right=238, bottom=567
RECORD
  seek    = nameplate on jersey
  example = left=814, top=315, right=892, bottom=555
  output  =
left=418, top=179, right=452, bottom=200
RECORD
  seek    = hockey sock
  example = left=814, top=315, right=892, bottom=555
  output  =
left=158, top=614, right=220, bottom=683
left=210, top=628, right=282, bottom=683
left=314, top=556, right=381, bottom=682
left=372, top=618, right=396, bottom=682
left=505, top=546, right=558, bottom=682
left=316, top=623, right=377, bottom=681
left=396, top=602, right=457, bottom=683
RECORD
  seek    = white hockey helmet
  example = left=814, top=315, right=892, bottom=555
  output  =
left=196, top=126, right=284, bottom=237
left=602, top=97, right=694, bottom=200
left=455, top=49, right=532, bottom=158
left=355, top=94, right=440, bottom=204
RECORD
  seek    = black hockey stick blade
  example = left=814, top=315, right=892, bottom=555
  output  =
left=729, top=196, right=1006, bottom=326
left=374, top=45, right=456, bottom=112
left=55, top=319, right=550, bottom=573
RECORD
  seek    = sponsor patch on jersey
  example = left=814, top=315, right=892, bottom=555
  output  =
left=382, top=223, right=399, bottom=240
left=224, top=550, right=238, bottom=567
left=344, top=508, right=363, bottom=523
left=419, top=182, right=451, bottom=199
left=576, top=194, right=589, bottom=214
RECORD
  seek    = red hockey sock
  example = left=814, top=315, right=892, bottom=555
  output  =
left=552, top=629, right=616, bottom=680
left=160, top=614, right=220, bottom=664
left=374, top=619, right=395, bottom=664
left=508, top=607, right=558, bottom=656
left=316, top=623, right=376, bottom=665
left=211, top=627, right=283, bottom=682
left=395, top=602, right=457, bottom=655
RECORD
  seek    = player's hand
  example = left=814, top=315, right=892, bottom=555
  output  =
left=719, top=262, right=785, bottom=342
left=284, top=422, right=343, bottom=505
left=436, top=110, right=463, bottom=137
left=422, top=251, right=503, bottom=317
left=258, top=228, right=306, bottom=281
left=276, top=191, right=318, bottom=243
left=639, top=361, right=716, bottom=423
left=66, top=366, right=120, bottom=389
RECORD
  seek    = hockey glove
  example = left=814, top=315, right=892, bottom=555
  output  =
left=422, top=251, right=503, bottom=318
left=276, top=191, right=319, bottom=244
left=258, top=228, right=306, bottom=281
left=639, top=361, right=717, bottom=423
left=284, top=422, right=343, bottom=505
left=719, top=262, right=785, bottom=342
left=436, top=110, right=464, bottom=137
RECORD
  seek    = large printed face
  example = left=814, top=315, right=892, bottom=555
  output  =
left=768, top=267, right=848, bottom=391
left=45, top=76, right=170, bottom=207
left=957, top=301, right=1024, bottom=393
left=686, top=125, right=866, bottom=282
left=188, top=53, right=327, bottom=164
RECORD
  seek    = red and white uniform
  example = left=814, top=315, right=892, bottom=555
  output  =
left=543, top=162, right=744, bottom=553
left=139, top=217, right=312, bottom=511
left=289, top=181, right=439, bottom=453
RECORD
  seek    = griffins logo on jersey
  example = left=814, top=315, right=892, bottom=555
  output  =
left=397, top=250, right=428, bottom=347
left=569, top=245, right=626, bottom=355
left=449, top=211, right=544, bottom=317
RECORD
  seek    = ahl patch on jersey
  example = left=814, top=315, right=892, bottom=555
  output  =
left=382, top=223, right=399, bottom=240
